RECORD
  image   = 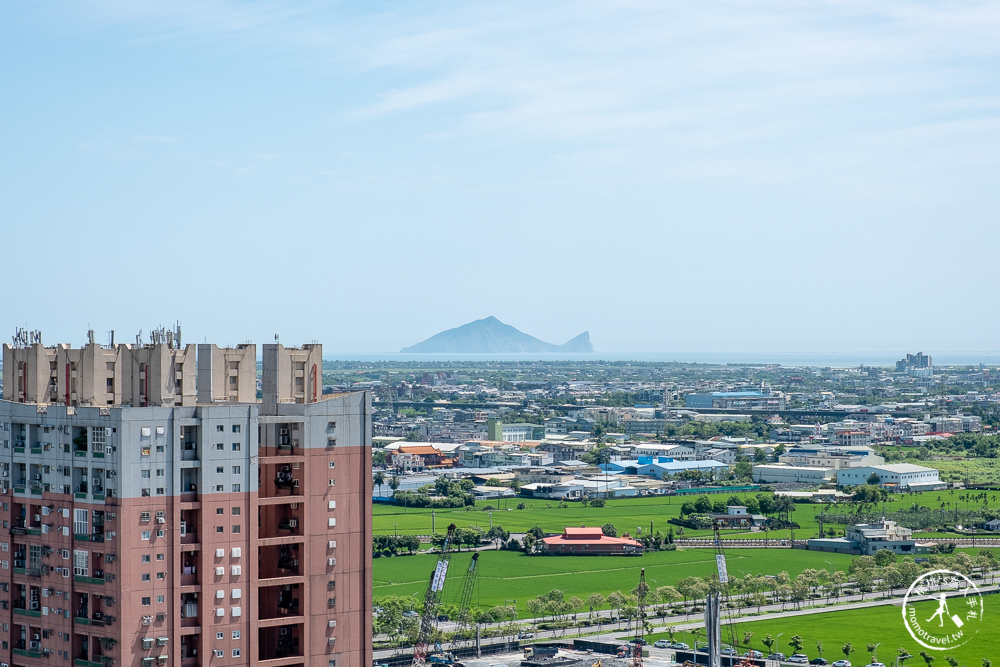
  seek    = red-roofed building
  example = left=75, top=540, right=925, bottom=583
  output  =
left=540, top=527, right=643, bottom=556
left=391, top=445, right=452, bottom=471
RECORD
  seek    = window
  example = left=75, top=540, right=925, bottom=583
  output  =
left=156, top=553, right=164, bottom=561
left=232, top=484, right=240, bottom=492
left=216, top=632, right=224, bottom=640
left=156, top=530, right=165, bottom=537
left=215, top=443, right=224, bottom=451
left=156, top=445, right=165, bottom=453
left=216, top=526, right=224, bottom=533
left=140, top=512, right=150, bottom=523
left=73, top=550, right=89, bottom=576
left=157, top=572, right=165, bottom=580
left=156, top=488, right=165, bottom=495
left=231, top=507, right=240, bottom=516
left=213, top=484, right=223, bottom=492
left=156, top=469, right=164, bottom=477
left=232, top=525, right=240, bottom=534
left=157, top=595, right=164, bottom=603
left=142, top=597, right=151, bottom=606
left=141, top=470, right=151, bottom=479
left=233, top=649, right=241, bottom=658
left=142, top=488, right=150, bottom=497
left=217, top=425, right=224, bottom=432
left=232, top=466, right=240, bottom=474
left=214, top=650, right=224, bottom=659
left=142, top=574, right=150, bottom=582
left=216, top=508, right=224, bottom=515
left=232, top=630, right=240, bottom=639
left=232, top=443, right=241, bottom=452
left=141, top=530, right=151, bottom=540
left=328, top=461, right=336, bottom=468
left=232, top=425, right=241, bottom=433
left=216, top=467, right=224, bottom=474
left=74, top=509, right=89, bottom=535
left=142, top=555, right=151, bottom=563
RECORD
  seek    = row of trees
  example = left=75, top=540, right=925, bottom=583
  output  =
left=679, top=493, right=796, bottom=522
left=372, top=534, right=421, bottom=557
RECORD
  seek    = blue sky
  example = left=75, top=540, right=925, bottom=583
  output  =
left=2, top=1, right=999, bottom=354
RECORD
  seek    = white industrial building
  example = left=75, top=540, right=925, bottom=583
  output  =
left=752, top=464, right=835, bottom=484
left=836, top=463, right=942, bottom=490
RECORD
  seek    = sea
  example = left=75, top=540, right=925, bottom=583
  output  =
left=323, top=351, right=1000, bottom=368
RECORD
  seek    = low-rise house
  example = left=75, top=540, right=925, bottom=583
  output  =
left=808, top=518, right=931, bottom=555
left=540, top=527, right=643, bottom=556
left=391, top=445, right=452, bottom=472
left=708, top=505, right=768, bottom=528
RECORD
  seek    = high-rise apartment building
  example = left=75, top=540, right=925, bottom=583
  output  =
left=0, top=335, right=372, bottom=667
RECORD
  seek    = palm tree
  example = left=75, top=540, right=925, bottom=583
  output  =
left=389, top=474, right=401, bottom=493
left=373, top=470, right=386, bottom=496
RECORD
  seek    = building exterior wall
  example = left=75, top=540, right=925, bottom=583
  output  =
left=0, top=340, right=371, bottom=667
left=751, top=465, right=833, bottom=484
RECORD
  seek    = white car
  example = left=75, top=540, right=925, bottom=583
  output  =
left=833, top=661, right=852, bottom=667
left=654, top=640, right=671, bottom=648
left=789, top=655, right=810, bottom=664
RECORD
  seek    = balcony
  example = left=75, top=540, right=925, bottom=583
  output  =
left=14, top=606, right=42, bottom=617
left=14, top=647, right=43, bottom=659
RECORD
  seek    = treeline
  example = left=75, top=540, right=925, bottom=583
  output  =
left=392, top=477, right=477, bottom=508
left=373, top=535, right=421, bottom=557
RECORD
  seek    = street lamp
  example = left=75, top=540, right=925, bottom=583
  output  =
left=873, top=642, right=882, bottom=664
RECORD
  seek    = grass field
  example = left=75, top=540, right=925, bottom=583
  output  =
left=373, top=494, right=835, bottom=541
left=374, top=489, right=1000, bottom=543
left=650, top=596, right=1000, bottom=663
left=373, top=547, right=857, bottom=617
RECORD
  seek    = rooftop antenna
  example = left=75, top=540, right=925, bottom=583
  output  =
left=87, top=329, right=95, bottom=346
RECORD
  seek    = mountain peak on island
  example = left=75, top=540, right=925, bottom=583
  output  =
left=401, top=317, right=594, bottom=354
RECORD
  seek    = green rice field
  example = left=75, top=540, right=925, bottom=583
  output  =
left=651, top=595, right=1000, bottom=662
left=373, top=547, right=857, bottom=617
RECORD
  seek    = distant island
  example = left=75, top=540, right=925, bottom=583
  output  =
left=401, top=316, right=594, bottom=353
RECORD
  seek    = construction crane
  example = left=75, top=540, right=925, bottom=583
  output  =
left=711, top=522, right=756, bottom=667
left=413, top=524, right=458, bottom=666
left=631, top=567, right=647, bottom=666
left=452, top=552, right=480, bottom=645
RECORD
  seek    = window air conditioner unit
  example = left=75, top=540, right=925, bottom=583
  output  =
left=289, top=503, right=299, bottom=509
left=328, top=479, right=335, bottom=486
left=328, top=558, right=336, bottom=566
left=292, top=479, right=299, bottom=487
left=93, top=478, right=101, bottom=487
left=328, top=540, right=336, bottom=549
left=328, top=619, right=337, bottom=628
left=157, top=517, right=165, bottom=524
left=287, top=520, right=297, bottom=528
